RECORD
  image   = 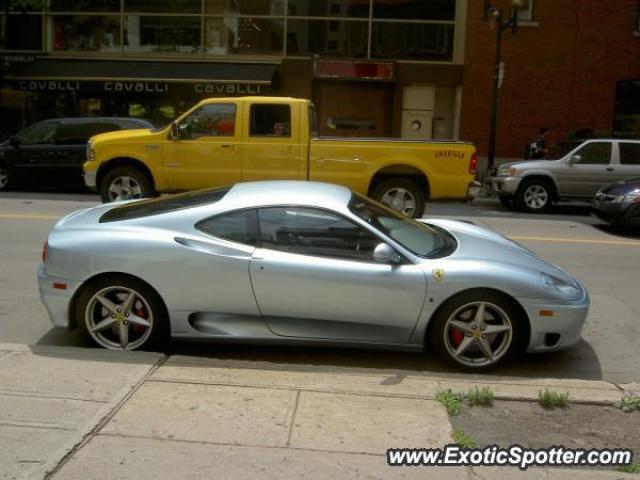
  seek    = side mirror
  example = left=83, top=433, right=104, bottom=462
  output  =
left=373, top=243, right=401, bottom=264
left=169, top=121, right=179, bottom=140
left=568, top=155, right=581, bottom=165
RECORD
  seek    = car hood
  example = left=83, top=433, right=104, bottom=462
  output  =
left=90, top=128, right=158, bottom=145
left=496, top=159, right=562, bottom=174
left=599, top=178, right=640, bottom=196
left=420, top=218, right=571, bottom=280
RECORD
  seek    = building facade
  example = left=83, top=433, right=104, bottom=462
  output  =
left=1, top=0, right=639, bottom=160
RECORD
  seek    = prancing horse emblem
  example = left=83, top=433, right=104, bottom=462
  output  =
left=432, top=268, right=445, bottom=281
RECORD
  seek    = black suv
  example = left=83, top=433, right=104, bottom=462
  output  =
left=0, top=117, right=153, bottom=191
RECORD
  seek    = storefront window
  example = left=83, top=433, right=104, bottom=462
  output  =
left=49, top=0, right=121, bottom=12
left=371, top=22, right=453, bottom=60
left=48, top=15, right=121, bottom=51
left=1, top=13, right=43, bottom=50
left=125, top=0, right=201, bottom=13
left=204, top=0, right=285, bottom=16
left=124, top=15, right=201, bottom=53
left=286, top=19, right=367, bottom=58
left=287, top=0, right=369, bottom=18
left=372, top=0, right=456, bottom=21
left=205, top=17, right=283, bottom=55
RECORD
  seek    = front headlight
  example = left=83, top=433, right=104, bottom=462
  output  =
left=86, top=140, right=95, bottom=162
left=507, top=167, right=517, bottom=176
left=541, top=272, right=580, bottom=298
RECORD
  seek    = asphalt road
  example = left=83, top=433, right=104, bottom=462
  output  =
left=1, top=190, right=639, bottom=384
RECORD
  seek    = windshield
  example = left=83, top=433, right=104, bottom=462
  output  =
left=348, top=193, right=456, bottom=258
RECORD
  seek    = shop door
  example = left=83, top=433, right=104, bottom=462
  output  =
left=312, top=81, right=392, bottom=137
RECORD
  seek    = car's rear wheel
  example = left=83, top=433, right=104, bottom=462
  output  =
left=431, top=291, right=525, bottom=371
left=100, top=166, right=154, bottom=203
left=76, top=276, right=169, bottom=351
left=516, top=179, right=553, bottom=213
left=0, top=164, right=10, bottom=191
left=371, top=178, right=426, bottom=218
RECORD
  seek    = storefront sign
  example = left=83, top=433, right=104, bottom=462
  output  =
left=104, top=82, right=169, bottom=93
left=194, top=83, right=266, bottom=95
left=18, top=80, right=81, bottom=92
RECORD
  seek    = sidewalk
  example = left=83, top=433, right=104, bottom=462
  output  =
left=0, top=343, right=635, bottom=480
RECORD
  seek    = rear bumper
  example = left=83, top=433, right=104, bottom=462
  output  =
left=38, top=265, right=82, bottom=329
left=522, top=287, right=589, bottom=353
left=466, top=181, right=481, bottom=200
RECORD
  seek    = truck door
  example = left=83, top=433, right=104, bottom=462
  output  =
left=241, top=101, right=302, bottom=181
left=162, top=101, right=242, bottom=191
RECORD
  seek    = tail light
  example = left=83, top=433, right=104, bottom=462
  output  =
left=469, top=152, right=478, bottom=175
left=42, top=241, right=48, bottom=264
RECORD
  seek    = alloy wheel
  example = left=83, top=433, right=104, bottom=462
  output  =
left=523, top=184, right=549, bottom=210
left=380, top=188, right=417, bottom=217
left=108, top=176, right=143, bottom=201
left=84, top=286, right=153, bottom=350
left=443, top=301, right=513, bottom=368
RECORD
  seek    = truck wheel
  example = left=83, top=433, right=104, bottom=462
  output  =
left=516, top=179, right=553, bottom=213
left=0, top=164, right=9, bottom=191
left=100, top=166, right=154, bottom=203
left=371, top=178, right=426, bottom=218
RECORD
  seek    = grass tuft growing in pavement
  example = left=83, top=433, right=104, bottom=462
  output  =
left=467, top=386, right=495, bottom=407
left=617, top=395, right=640, bottom=413
left=452, top=429, right=476, bottom=449
left=618, top=463, right=640, bottom=474
left=538, top=389, right=569, bottom=409
left=436, top=389, right=464, bottom=415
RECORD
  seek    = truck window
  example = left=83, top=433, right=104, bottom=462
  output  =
left=178, top=104, right=236, bottom=140
left=250, top=104, right=291, bottom=137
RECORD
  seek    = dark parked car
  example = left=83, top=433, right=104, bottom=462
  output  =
left=592, top=177, right=640, bottom=227
left=0, top=117, right=153, bottom=191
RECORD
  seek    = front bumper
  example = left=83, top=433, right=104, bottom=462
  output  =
left=38, top=265, right=82, bottom=329
left=492, top=175, right=522, bottom=197
left=83, top=167, right=97, bottom=189
left=591, top=198, right=640, bottom=226
left=522, top=286, right=590, bottom=353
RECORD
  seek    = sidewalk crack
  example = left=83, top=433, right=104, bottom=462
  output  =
left=286, top=390, right=301, bottom=448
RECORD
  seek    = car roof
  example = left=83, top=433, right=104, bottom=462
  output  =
left=222, top=181, right=352, bottom=210
left=40, top=117, right=152, bottom=125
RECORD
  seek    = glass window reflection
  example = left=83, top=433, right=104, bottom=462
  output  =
left=204, top=17, right=283, bottom=55
left=124, top=16, right=201, bottom=53
left=49, top=15, right=121, bottom=51
left=125, top=0, right=202, bottom=13
left=286, top=19, right=367, bottom=58
left=371, top=22, right=453, bottom=60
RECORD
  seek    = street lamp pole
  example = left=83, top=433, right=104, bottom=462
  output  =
left=484, top=0, right=523, bottom=176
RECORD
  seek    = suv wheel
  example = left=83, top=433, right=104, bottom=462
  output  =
left=516, top=179, right=553, bottom=213
left=100, top=166, right=154, bottom=203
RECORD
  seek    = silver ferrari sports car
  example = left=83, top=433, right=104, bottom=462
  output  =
left=38, top=181, right=589, bottom=370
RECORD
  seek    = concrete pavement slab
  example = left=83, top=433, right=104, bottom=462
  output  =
left=289, top=391, right=451, bottom=454
left=102, top=381, right=297, bottom=447
left=52, top=434, right=470, bottom=480
left=0, top=343, right=163, bottom=480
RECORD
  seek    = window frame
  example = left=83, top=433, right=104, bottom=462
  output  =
left=255, top=205, right=403, bottom=264
left=517, top=0, right=535, bottom=22
left=618, top=141, right=640, bottom=165
left=572, top=141, right=613, bottom=165
left=249, top=103, right=293, bottom=138
left=195, top=207, right=259, bottom=247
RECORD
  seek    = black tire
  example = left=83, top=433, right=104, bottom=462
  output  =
left=99, top=166, right=154, bottom=203
left=76, top=275, right=169, bottom=351
left=498, top=195, right=515, bottom=208
left=430, top=290, right=526, bottom=371
left=516, top=178, right=553, bottom=213
left=0, top=163, right=10, bottom=191
left=371, top=178, right=426, bottom=218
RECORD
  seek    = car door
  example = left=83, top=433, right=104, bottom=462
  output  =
left=616, top=142, right=640, bottom=181
left=7, top=120, right=58, bottom=186
left=51, top=120, right=103, bottom=187
left=162, top=101, right=242, bottom=191
left=249, top=206, right=427, bottom=344
left=557, top=141, right=613, bottom=197
left=241, top=101, right=302, bottom=181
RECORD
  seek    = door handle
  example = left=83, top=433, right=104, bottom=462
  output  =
left=606, top=167, right=614, bottom=172
left=221, top=144, right=231, bottom=148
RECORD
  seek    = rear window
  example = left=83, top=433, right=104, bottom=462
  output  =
left=99, top=187, right=231, bottom=223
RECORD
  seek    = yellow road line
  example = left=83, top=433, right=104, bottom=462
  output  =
left=510, top=235, right=640, bottom=246
left=0, top=214, right=59, bottom=220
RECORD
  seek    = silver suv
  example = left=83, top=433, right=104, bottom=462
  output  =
left=491, top=139, right=640, bottom=212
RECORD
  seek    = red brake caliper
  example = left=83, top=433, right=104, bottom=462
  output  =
left=132, top=304, right=147, bottom=335
left=450, top=327, right=464, bottom=347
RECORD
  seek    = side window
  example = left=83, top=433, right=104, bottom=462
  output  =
left=16, top=121, right=57, bottom=145
left=619, top=143, right=640, bottom=165
left=250, top=104, right=291, bottom=137
left=196, top=209, right=258, bottom=246
left=573, top=142, right=612, bottom=165
left=258, top=207, right=380, bottom=261
left=178, top=104, right=236, bottom=140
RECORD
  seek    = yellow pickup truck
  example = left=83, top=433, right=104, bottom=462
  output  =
left=84, top=96, right=477, bottom=218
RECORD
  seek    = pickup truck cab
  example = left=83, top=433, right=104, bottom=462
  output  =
left=84, top=97, right=477, bottom=218
left=492, top=139, right=640, bottom=212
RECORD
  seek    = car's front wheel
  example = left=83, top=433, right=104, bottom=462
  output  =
left=100, top=166, right=154, bottom=203
left=76, top=276, right=169, bottom=351
left=431, top=290, right=525, bottom=371
left=516, top=179, right=553, bottom=213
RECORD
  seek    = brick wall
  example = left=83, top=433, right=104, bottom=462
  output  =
left=460, top=0, right=640, bottom=159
